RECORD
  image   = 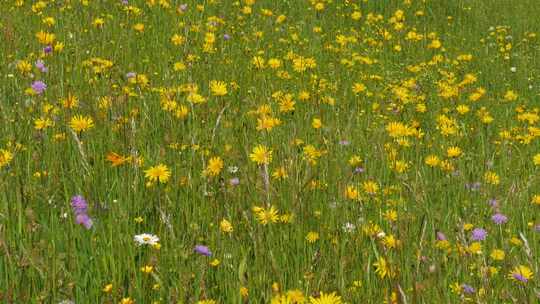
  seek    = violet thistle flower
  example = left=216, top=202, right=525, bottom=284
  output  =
left=491, top=213, right=508, bottom=225
left=462, top=284, right=475, bottom=294
left=43, top=45, right=53, bottom=54
left=436, top=231, right=447, bottom=241
left=35, top=60, right=48, bottom=73
left=70, top=195, right=93, bottom=230
left=31, top=81, right=47, bottom=94
left=471, top=228, right=487, bottom=241
left=76, top=213, right=93, bottom=229
left=194, top=245, right=212, bottom=256
left=71, top=195, right=88, bottom=214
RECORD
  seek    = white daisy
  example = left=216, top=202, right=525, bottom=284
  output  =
left=134, top=233, right=159, bottom=246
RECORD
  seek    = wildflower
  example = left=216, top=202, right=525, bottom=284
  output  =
left=140, top=265, right=154, bottom=274
left=491, top=213, right=508, bottom=225
left=205, top=156, right=223, bottom=177
left=373, top=257, right=393, bottom=279
left=106, top=152, right=131, bottom=167
left=534, top=153, right=540, bottom=166
left=71, top=195, right=92, bottom=229
left=144, top=164, right=171, bottom=184
left=253, top=205, right=279, bottom=225
left=134, top=233, right=159, bottom=246
left=69, top=115, right=95, bottom=133
left=446, top=146, right=462, bottom=158
left=461, top=284, right=475, bottom=294
left=249, top=145, right=272, bottom=165
left=35, top=60, right=48, bottom=73
left=195, top=245, right=212, bottom=256
left=229, top=177, right=240, bottom=186
left=103, top=283, right=113, bottom=293
left=220, top=219, right=233, bottom=233
left=210, top=80, right=228, bottom=96
left=508, top=265, right=533, bottom=283
left=471, top=228, right=487, bottom=241
left=31, top=80, right=47, bottom=94
left=306, top=231, right=319, bottom=243
left=119, top=298, right=134, bottom=304
left=0, top=149, right=14, bottom=168
left=309, top=292, right=341, bottom=304
left=490, top=249, right=505, bottom=261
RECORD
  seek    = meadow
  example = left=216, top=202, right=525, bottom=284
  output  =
left=1, top=0, right=540, bottom=303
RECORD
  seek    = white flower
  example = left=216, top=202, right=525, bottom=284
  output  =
left=228, top=166, right=239, bottom=173
left=134, top=233, right=159, bottom=246
left=342, top=222, right=356, bottom=233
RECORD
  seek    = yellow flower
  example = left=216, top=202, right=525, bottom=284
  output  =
left=306, top=231, right=319, bottom=243
left=144, top=164, right=171, bottom=184
left=309, top=292, right=341, bottom=304
left=373, top=257, right=394, bottom=279
left=34, top=117, right=54, bottom=130
left=102, top=283, right=113, bottom=293
left=362, top=180, right=379, bottom=195
left=205, top=156, right=224, bottom=177
left=424, top=155, right=440, bottom=167
left=140, top=265, right=154, bottom=274
left=345, top=185, right=359, bottom=200
left=272, top=166, right=288, bottom=180
left=240, top=286, right=249, bottom=298
left=219, top=219, right=233, bottom=233
left=133, top=23, right=145, bottom=32
left=69, top=115, right=94, bottom=133
left=484, top=171, right=500, bottom=185
left=210, top=80, right=228, bottom=96
left=531, top=194, right=540, bottom=206
left=119, top=298, right=134, bottom=304
left=446, top=146, right=462, bottom=158
left=312, top=118, right=322, bottom=129
left=253, top=205, right=279, bottom=225
left=249, top=145, right=272, bottom=165
left=533, top=153, right=540, bottom=166
left=490, top=249, right=505, bottom=261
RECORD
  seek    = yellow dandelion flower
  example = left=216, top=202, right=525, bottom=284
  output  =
left=210, top=80, right=228, bottom=96
left=250, top=145, right=272, bottom=165
left=69, top=115, right=94, bottom=133
left=144, top=164, right=171, bottom=184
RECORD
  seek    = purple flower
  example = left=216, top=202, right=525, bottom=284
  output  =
left=491, top=213, right=508, bottom=225
left=31, top=81, right=47, bottom=94
left=75, top=213, right=93, bottom=229
left=229, top=177, right=240, bottom=186
left=338, top=140, right=350, bottom=146
left=121, top=0, right=128, bottom=4
left=35, top=60, right=48, bottom=73
left=353, top=167, right=364, bottom=174
left=462, top=284, right=475, bottom=294
left=436, top=231, right=447, bottom=241
left=471, top=228, right=487, bottom=241
left=513, top=273, right=528, bottom=283
left=71, top=195, right=88, bottom=215
left=126, top=72, right=136, bottom=79
left=534, top=224, right=540, bottom=233
left=70, top=195, right=93, bottom=229
left=488, top=198, right=498, bottom=208
left=223, top=34, right=231, bottom=40
left=194, top=245, right=212, bottom=256
left=43, top=45, right=53, bottom=54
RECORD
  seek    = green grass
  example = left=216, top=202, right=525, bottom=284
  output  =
left=1, top=0, right=539, bottom=303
